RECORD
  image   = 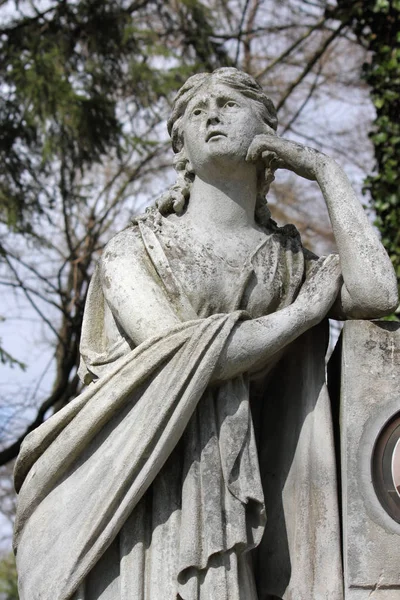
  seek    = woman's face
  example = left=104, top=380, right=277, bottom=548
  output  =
left=182, top=82, right=270, bottom=177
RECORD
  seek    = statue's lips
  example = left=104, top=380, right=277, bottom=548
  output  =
left=206, top=131, right=227, bottom=142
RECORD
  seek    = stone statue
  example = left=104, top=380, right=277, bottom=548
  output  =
left=13, top=68, right=398, bottom=600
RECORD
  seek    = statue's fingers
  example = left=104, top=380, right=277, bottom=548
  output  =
left=261, top=150, right=279, bottom=167
left=246, top=140, right=266, bottom=162
left=268, top=155, right=287, bottom=170
left=246, top=134, right=280, bottom=162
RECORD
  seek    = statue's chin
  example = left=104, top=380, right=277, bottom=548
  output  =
left=191, top=147, right=249, bottom=175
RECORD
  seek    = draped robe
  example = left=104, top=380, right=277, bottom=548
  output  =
left=13, top=209, right=343, bottom=600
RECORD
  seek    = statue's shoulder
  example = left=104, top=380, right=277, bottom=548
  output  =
left=101, top=206, right=160, bottom=271
left=102, top=225, right=141, bottom=264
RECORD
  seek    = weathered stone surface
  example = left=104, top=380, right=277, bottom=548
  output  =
left=13, top=67, right=398, bottom=600
left=339, top=320, right=400, bottom=599
left=347, top=591, right=400, bottom=600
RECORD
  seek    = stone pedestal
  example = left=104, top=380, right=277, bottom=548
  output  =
left=335, top=321, right=400, bottom=599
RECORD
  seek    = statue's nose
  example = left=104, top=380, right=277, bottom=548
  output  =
left=206, top=112, right=221, bottom=126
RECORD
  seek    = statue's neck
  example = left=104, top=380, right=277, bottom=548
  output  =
left=183, top=172, right=258, bottom=232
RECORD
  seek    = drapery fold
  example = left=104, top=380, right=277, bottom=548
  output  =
left=15, top=311, right=256, bottom=600
left=14, top=214, right=343, bottom=600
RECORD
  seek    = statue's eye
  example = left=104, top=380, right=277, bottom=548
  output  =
left=192, top=108, right=203, bottom=116
left=224, top=101, right=238, bottom=108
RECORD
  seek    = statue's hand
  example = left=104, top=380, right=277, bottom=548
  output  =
left=246, top=134, right=330, bottom=181
left=295, top=254, right=342, bottom=323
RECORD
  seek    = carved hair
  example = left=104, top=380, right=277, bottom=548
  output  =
left=157, top=67, right=278, bottom=228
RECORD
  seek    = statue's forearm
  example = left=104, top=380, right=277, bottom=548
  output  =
left=248, top=134, right=398, bottom=318
left=212, top=303, right=317, bottom=382
left=317, top=159, right=398, bottom=318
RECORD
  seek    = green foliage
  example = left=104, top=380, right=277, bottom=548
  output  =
left=0, top=0, right=229, bottom=230
left=0, top=553, right=18, bottom=600
left=337, top=0, right=400, bottom=314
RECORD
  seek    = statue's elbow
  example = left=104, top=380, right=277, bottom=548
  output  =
left=381, top=285, right=399, bottom=316
left=360, top=285, right=399, bottom=319
left=343, top=278, right=399, bottom=319
left=379, top=271, right=399, bottom=314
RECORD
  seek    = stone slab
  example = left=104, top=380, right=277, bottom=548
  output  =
left=339, top=320, right=400, bottom=598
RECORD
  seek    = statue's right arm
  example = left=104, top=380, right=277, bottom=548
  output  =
left=100, top=229, right=181, bottom=346
left=101, top=229, right=341, bottom=382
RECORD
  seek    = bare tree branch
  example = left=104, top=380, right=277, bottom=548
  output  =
left=0, top=281, right=65, bottom=313
left=0, top=374, right=80, bottom=466
left=234, top=0, right=251, bottom=66
left=281, top=64, right=322, bottom=134
left=3, top=255, right=63, bottom=342
left=254, top=15, right=329, bottom=80
left=276, top=21, right=349, bottom=111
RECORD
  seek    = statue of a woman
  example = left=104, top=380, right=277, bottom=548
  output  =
left=13, top=68, right=397, bottom=600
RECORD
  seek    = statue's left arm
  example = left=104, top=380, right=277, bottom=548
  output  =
left=247, top=135, right=399, bottom=319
